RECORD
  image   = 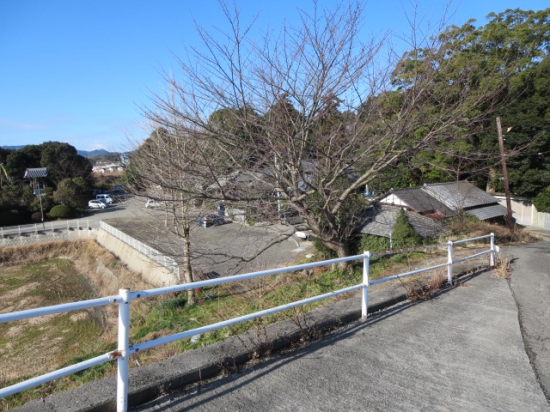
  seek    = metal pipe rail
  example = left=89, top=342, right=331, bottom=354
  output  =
left=0, top=233, right=496, bottom=411
left=0, top=220, right=99, bottom=237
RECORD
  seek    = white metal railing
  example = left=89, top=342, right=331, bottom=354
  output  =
left=0, top=233, right=496, bottom=411
left=99, top=221, right=180, bottom=280
left=0, top=220, right=99, bottom=236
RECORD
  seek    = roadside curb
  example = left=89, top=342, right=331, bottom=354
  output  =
left=13, top=263, right=485, bottom=412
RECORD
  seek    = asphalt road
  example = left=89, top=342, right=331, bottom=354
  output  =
left=504, top=238, right=550, bottom=401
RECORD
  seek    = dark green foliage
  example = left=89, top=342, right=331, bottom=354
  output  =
left=358, top=210, right=423, bottom=253
left=54, top=178, right=89, bottom=211
left=359, top=235, right=390, bottom=253
left=49, top=205, right=75, bottom=219
left=4, top=142, right=92, bottom=187
left=162, top=296, right=188, bottom=310
left=533, top=188, right=550, bottom=213
left=392, top=209, right=423, bottom=249
left=311, top=236, right=337, bottom=259
left=0, top=209, right=25, bottom=226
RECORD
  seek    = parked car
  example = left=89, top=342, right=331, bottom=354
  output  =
left=197, top=214, right=225, bottom=227
left=145, top=199, right=164, bottom=208
left=96, top=194, right=114, bottom=205
left=88, top=200, right=106, bottom=209
left=280, top=209, right=304, bottom=225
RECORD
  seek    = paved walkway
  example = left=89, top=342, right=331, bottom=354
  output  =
left=134, top=269, right=549, bottom=411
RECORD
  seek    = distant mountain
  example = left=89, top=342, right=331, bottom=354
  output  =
left=1, top=146, right=113, bottom=157
left=77, top=149, right=111, bottom=157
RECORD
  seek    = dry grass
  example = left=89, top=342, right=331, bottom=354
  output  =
left=400, top=269, right=448, bottom=301
left=447, top=217, right=539, bottom=245
left=0, top=239, right=155, bottom=410
left=493, top=252, right=513, bottom=280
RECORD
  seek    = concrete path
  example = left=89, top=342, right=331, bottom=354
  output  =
left=504, top=238, right=550, bottom=402
left=134, top=270, right=549, bottom=411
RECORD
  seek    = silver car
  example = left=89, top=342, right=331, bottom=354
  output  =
left=88, top=200, right=106, bottom=209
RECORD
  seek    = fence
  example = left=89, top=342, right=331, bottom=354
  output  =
left=0, top=220, right=99, bottom=237
left=0, top=233, right=496, bottom=411
left=99, top=221, right=180, bottom=280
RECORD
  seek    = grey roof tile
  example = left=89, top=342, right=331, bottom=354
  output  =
left=422, top=181, right=497, bottom=209
left=466, top=204, right=509, bottom=220
left=357, top=206, right=447, bottom=238
left=382, top=187, right=454, bottom=217
left=23, top=168, right=48, bottom=179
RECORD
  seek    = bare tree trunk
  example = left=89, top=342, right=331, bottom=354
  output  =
left=181, top=225, right=195, bottom=305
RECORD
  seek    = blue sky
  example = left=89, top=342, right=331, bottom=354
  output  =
left=1, top=0, right=548, bottom=152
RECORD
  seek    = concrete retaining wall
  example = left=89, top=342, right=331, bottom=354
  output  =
left=0, top=226, right=179, bottom=288
left=496, top=196, right=550, bottom=228
left=96, top=229, right=179, bottom=287
left=0, top=228, right=97, bottom=247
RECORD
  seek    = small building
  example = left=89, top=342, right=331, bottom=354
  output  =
left=23, top=168, right=49, bottom=193
left=379, top=181, right=508, bottom=222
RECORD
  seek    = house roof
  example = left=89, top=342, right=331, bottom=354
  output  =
left=379, top=180, right=506, bottom=221
left=357, top=205, right=447, bottom=238
left=466, top=204, right=509, bottom=220
left=382, top=187, right=454, bottom=217
left=422, top=181, right=498, bottom=210
left=23, top=168, right=48, bottom=179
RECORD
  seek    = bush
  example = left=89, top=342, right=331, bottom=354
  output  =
left=357, top=210, right=423, bottom=253
left=31, top=212, right=44, bottom=222
left=49, top=205, right=75, bottom=219
left=360, top=234, right=390, bottom=253
left=392, top=209, right=423, bottom=249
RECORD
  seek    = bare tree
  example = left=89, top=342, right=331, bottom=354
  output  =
left=142, top=1, right=508, bottom=265
left=128, top=126, right=216, bottom=304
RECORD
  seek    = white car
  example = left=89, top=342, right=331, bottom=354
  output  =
left=88, top=200, right=106, bottom=209
left=145, top=199, right=164, bottom=208
left=96, top=194, right=114, bottom=204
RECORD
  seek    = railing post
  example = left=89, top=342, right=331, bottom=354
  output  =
left=447, top=240, right=453, bottom=285
left=117, top=289, right=131, bottom=412
left=361, top=251, right=371, bottom=319
left=490, top=232, right=495, bottom=267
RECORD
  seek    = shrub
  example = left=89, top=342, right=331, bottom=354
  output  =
left=31, top=212, right=44, bottom=222
left=357, top=210, right=423, bottom=253
left=392, top=209, right=423, bottom=249
left=49, top=205, right=75, bottom=219
left=360, top=234, right=390, bottom=253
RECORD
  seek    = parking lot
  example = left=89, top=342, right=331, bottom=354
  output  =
left=95, top=195, right=312, bottom=277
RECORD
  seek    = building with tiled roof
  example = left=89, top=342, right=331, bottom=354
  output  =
left=23, top=168, right=49, bottom=179
left=357, top=205, right=448, bottom=239
left=379, top=180, right=507, bottom=222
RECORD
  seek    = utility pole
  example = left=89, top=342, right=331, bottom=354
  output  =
left=496, top=116, right=514, bottom=233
